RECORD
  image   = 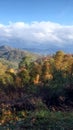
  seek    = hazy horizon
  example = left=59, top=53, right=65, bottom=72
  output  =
left=0, top=0, right=73, bottom=54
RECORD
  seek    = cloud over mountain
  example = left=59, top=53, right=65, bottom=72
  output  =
left=0, top=21, right=73, bottom=50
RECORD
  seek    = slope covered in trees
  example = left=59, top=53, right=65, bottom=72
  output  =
left=0, top=50, right=73, bottom=129
left=0, top=45, right=40, bottom=68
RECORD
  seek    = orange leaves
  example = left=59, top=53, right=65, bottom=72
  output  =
left=34, top=74, right=40, bottom=84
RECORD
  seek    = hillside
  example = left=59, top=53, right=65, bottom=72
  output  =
left=0, top=45, right=40, bottom=68
left=0, top=50, right=73, bottom=130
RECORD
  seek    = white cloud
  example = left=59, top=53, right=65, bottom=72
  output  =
left=0, top=21, right=73, bottom=47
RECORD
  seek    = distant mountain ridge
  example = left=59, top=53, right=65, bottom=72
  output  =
left=0, top=45, right=39, bottom=62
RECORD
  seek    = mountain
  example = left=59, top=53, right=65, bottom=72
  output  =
left=0, top=45, right=40, bottom=68
left=1, top=40, right=73, bottom=55
left=23, top=44, right=73, bottom=55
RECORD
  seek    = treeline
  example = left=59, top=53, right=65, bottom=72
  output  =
left=0, top=50, right=73, bottom=107
left=0, top=50, right=73, bottom=129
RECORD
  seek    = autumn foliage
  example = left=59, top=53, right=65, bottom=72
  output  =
left=0, top=51, right=73, bottom=129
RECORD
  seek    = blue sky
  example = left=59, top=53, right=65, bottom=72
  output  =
left=0, top=0, right=73, bottom=53
left=0, top=0, right=73, bottom=25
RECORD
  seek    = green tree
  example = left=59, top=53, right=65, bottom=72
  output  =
left=19, top=55, right=34, bottom=69
left=18, top=69, right=30, bottom=87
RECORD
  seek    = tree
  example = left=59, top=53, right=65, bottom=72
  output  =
left=19, top=55, right=34, bottom=69
left=18, top=69, right=30, bottom=87
left=29, top=62, right=42, bottom=84
left=54, top=50, right=65, bottom=70
left=41, top=61, right=52, bottom=83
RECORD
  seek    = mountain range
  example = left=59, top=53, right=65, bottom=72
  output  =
left=0, top=45, right=40, bottom=68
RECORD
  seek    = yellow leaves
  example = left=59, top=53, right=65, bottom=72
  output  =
left=0, top=62, right=15, bottom=85
left=54, top=53, right=73, bottom=74
left=8, top=68, right=15, bottom=74
left=45, top=73, right=53, bottom=80
left=54, top=51, right=65, bottom=70
left=0, top=62, right=7, bottom=76
left=42, top=73, right=53, bottom=82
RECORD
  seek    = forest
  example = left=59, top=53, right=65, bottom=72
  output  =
left=0, top=50, right=73, bottom=130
